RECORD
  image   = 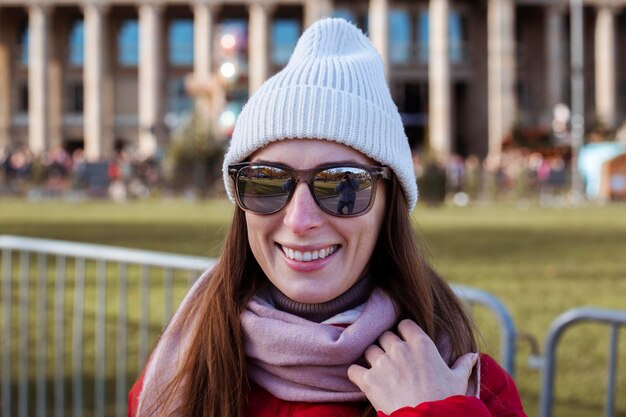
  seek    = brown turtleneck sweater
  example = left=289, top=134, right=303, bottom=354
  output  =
left=268, top=273, right=373, bottom=323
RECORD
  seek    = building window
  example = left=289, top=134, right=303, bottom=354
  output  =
left=118, top=20, right=139, bottom=67
left=417, top=11, right=428, bottom=63
left=18, top=22, right=29, bottom=66
left=167, top=77, right=193, bottom=116
left=271, top=19, right=300, bottom=66
left=416, top=9, right=468, bottom=64
left=66, top=81, right=84, bottom=114
left=448, top=12, right=467, bottom=64
left=332, top=9, right=368, bottom=32
left=332, top=9, right=356, bottom=24
left=169, top=19, right=194, bottom=66
left=69, top=20, right=84, bottom=67
left=389, top=9, right=411, bottom=65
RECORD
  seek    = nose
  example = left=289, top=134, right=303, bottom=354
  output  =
left=282, top=182, right=324, bottom=234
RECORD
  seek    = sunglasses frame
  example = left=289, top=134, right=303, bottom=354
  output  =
left=228, top=162, right=392, bottom=217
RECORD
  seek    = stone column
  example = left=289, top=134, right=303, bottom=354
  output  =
left=595, top=6, right=617, bottom=129
left=545, top=5, right=565, bottom=113
left=429, top=0, right=451, bottom=160
left=84, top=4, right=108, bottom=161
left=28, top=4, right=50, bottom=156
left=193, top=2, right=214, bottom=82
left=192, top=1, right=216, bottom=128
left=138, top=3, right=163, bottom=158
left=248, top=2, right=270, bottom=95
left=48, top=16, right=63, bottom=150
left=487, top=0, right=516, bottom=165
left=0, top=10, right=12, bottom=148
left=47, top=29, right=62, bottom=149
left=304, top=0, right=332, bottom=28
left=103, top=14, right=115, bottom=155
left=369, top=0, right=389, bottom=79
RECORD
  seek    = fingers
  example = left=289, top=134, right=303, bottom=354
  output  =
left=397, top=319, right=428, bottom=344
left=396, top=320, right=477, bottom=380
left=451, top=352, right=479, bottom=379
left=364, top=344, right=385, bottom=365
left=347, top=363, right=367, bottom=387
left=378, top=331, right=402, bottom=352
left=350, top=322, right=479, bottom=411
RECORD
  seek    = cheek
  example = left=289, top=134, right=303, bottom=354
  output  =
left=369, top=186, right=387, bottom=234
left=245, top=214, right=268, bottom=256
left=245, top=212, right=281, bottom=262
left=348, top=192, right=386, bottom=258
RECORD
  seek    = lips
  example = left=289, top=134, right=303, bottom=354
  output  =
left=280, top=244, right=338, bottom=262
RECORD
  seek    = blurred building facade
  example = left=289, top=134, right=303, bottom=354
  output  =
left=0, top=0, right=624, bottom=163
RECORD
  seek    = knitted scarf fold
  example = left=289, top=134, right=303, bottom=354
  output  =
left=135, top=268, right=215, bottom=417
left=136, top=269, right=479, bottom=415
left=241, top=288, right=399, bottom=402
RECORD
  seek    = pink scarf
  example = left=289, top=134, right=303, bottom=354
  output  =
left=136, top=268, right=213, bottom=416
left=241, top=288, right=399, bottom=402
left=136, top=269, right=478, bottom=415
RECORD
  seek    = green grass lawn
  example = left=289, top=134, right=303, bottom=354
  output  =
left=1, top=198, right=625, bottom=417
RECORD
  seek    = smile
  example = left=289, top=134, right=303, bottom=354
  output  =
left=280, top=245, right=338, bottom=262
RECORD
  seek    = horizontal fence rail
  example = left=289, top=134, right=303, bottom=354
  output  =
left=539, top=308, right=626, bottom=417
left=1, top=235, right=517, bottom=417
left=0, top=235, right=214, bottom=417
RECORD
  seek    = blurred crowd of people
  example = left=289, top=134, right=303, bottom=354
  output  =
left=0, top=145, right=161, bottom=202
left=1, top=143, right=573, bottom=205
left=413, top=148, right=571, bottom=206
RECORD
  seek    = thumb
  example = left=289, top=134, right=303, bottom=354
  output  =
left=451, top=352, right=479, bottom=379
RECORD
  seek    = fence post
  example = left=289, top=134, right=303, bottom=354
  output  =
left=452, top=285, right=517, bottom=377
left=539, top=308, right=626, bottom=417
left=1, top=249, right=12, bottom=417
left=0, top=235, right=213, bottom=417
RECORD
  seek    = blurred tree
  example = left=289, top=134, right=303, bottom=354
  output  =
left=164, top=111, right=225, bottom=197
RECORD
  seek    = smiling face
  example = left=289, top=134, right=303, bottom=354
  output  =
left=245, top=139, right=387, bottom=304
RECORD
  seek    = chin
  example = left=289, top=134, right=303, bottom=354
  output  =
left=281, top=284, right=336, bottom=304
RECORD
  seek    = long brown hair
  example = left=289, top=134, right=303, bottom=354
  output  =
left=152, top=175, right=477, bottom=417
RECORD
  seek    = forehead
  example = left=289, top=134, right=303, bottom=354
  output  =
left=249, top=139, right=377, bottom=167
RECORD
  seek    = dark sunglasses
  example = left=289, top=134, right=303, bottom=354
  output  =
left=228, top=162, right=392, bottom=217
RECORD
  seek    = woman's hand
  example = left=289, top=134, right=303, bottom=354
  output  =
left=347, top=319, right=478, bottom=415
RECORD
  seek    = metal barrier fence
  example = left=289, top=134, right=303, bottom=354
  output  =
left=0, top=235, right=214, bottom=417
left=452, top=284, right=517, bottom=377
left=1, top=235, right=516, bottom=417
left=539, top=308, right=626, bottom=417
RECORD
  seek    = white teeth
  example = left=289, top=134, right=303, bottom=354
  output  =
left=281, top=245, right=338, bottom=262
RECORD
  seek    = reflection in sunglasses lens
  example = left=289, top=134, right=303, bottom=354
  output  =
left=315, top=167, right=372, bottom=215
left=237, top=166, right=291, bottom=213
left=235, top=165, right=374, bottom=216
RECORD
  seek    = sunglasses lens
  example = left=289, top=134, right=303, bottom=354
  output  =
left=236, top=165, right=291, bottom=213
left=314, top=167, right=373, bottom=216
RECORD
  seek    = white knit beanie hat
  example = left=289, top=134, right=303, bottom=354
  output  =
left=223, top=17, right=418, bottom=210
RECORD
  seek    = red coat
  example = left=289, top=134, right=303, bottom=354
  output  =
left=128, top=354, right=526, bottom=417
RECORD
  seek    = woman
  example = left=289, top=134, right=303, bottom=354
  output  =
left=129, top=18, right=526, bottom=417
